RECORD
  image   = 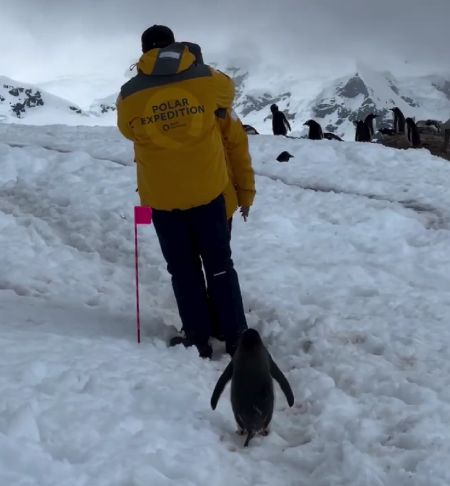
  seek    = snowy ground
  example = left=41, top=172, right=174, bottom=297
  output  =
left=1, top=125, right=450, bottom=485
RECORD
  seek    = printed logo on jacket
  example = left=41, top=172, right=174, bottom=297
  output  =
left=133, top=87, right=207, bottom=149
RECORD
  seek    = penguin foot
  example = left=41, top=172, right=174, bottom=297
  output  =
left=260, top=427, right=270, bottom=437
left=236, top=427, right=246, bottom=436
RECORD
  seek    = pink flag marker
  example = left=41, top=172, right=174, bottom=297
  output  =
left=134, top=206, right=153, bottom=343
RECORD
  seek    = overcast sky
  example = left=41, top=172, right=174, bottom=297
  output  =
left=1, top=0, right=449, bottom=100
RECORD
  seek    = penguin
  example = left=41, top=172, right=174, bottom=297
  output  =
left=323, top=132, right=343, bottom=141
left=276, top=151, right=294, bottom=162
left=271, top=104, right=291, bottom=136
left=390, top=107, right=406, bottom=133
left=405, top=117, right=421, bottom=147
left=379, top=127, right=396, bottom=136
left=210, top=328, right=294, bottom=447
left=303, top=119, right=323, bottom=140
left=364, top=113, right=378, bottom=137
left=243, top=124, right=259, bottom=135
left=355, top=120, right=371, bottom=142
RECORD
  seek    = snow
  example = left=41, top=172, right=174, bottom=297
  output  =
left=397, top=74, right=450, bottom=123
left=39, top=75, right=124, bottom=111
left=1, top=125, right=450, bottom=485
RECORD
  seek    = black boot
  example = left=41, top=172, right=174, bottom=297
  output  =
left=169, top=330, right=193, bottom=348
left=197, top=342, right=213, bottom=359
left=169, top=331, right=212, bottom=359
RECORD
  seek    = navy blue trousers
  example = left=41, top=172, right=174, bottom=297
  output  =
left=152, top=196, right=247, bottom=347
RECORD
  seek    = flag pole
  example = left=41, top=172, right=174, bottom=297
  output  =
left=134, top=215, right=141, bottom=344
left=134, top=206, right=152, bottom=344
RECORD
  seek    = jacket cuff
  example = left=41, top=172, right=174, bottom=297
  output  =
left=237, top=189, right=255, bottom=207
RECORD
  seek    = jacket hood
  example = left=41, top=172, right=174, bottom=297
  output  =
left=137, top=42, right=196, bottom=76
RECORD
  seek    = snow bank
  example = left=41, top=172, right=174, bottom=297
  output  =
left=1, top=126, right=450, bottom=485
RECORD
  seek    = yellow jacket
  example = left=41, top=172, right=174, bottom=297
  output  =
left=117, top=43, right=235, bottom=210
left=219, top=112, right=255, bottom=218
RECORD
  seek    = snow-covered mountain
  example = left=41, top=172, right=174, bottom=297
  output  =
left=0, top=76, right=85, bottom=124
left=228, top=62, right=450, bottom=139
left=0, top=76, right=116, bottom=126
left=2, top=64, right=450, bottom=137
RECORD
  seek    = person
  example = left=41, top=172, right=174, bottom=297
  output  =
left=117, top=25, right=250, bottom=358
left=270, top=104, right=291, bottom=136
left=170, top=41, right=255, bottom=342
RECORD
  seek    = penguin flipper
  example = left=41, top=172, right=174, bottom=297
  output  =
left=210, top=361, right=233, bottom=410
left=269, top=356, right=294, bottom=407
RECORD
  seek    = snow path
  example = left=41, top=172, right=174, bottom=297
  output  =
left=1, top=126, right=450, bottom=485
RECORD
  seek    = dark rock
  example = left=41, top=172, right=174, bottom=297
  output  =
left=336, top=74, right=369, bottom=98
left=69, top=106, right=83, bottom=114
left=8, top=87, right=45, bottom=117
left=243, top=124, right=259, bottom=135
left=99, top=104, right=115, bottom=114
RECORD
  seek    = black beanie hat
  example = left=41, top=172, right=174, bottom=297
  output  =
left=141, top=25, right=175, bottom=53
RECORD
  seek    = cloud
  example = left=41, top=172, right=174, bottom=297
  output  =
left=1, top=0, right=449, bottom=91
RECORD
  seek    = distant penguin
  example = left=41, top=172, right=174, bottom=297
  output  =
left=303, top=119, right=323, bottom=140
left=364, top=114, right=378, bottom=137
left=355, top=120, right=371, bottom=142
left=243, top=124, right=259, bottom=135
left=276, top=151, right=294, bottom=162
left=390, top=107, right=406, bottom=133
left=405, top=117, right=421, bottom=147
left=323, top=132, right=343, bottom=141
left=210, top=328, right=294, bottom=447
left=379, top=127, right=396, bottom=136
left=271, top=104, right=291, bottom=136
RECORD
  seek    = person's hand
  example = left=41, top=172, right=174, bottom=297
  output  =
left=240, top=206, right=250, bottom=222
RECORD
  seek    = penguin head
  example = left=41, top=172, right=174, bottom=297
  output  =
left=239, top=329, right=263, bottom=350
left=304, top=119, right=321, bottom=128
left=270, top=104, right=278, bottom=113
